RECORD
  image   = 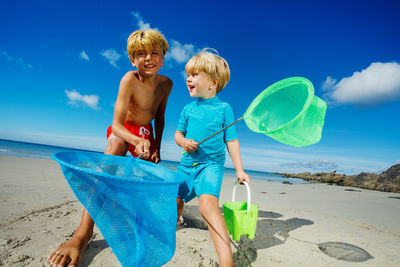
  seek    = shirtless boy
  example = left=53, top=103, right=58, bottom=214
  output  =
left=47, top=29, right=172, bottom=267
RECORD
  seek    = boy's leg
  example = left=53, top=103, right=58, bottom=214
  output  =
left=104, top=133, right=129, bottom=155
left=176, top=197, right=184, bottom=225
left=47, top=209, right=94, bottom=266
left=198, top=194, right=234, bottom=267
left=176, top=165, right=193, bottom=226
left=47, top=135, right=128, bottom=266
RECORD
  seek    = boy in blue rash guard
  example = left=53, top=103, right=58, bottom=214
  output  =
left=175, top=49, right=250, bottom=266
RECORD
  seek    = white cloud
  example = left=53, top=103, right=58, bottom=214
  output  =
left=322, top=76, right=336, bottom=92
left=129, top=11, right=199, bottom=65
left=280, top=160, right=338, bottom=172
left=165, top=40, right=198, bottom=64
left=323, top=62, right=400, bottom=105
left=131, top=11, right=154, bottom=31
left=1, top=51, right=13, bottom=61
left=100, top=49, right=121, bottom=68
left=1, top=51, right=33, bottom=69
left=65, top=89, right=100, bottom=110
left=80, top=51, right=90, bottom=61
left=222, top=142, right=392, bottom=174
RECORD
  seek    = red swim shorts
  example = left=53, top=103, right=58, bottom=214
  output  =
left=107, top=123, right=156, bottom=158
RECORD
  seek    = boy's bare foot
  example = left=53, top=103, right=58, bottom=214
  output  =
left=47, top=234, right=90, bottom=267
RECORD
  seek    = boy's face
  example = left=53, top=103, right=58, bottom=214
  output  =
left=131, top=49, right=164, bottom=76
left=186, top=71, right=217, bottom=99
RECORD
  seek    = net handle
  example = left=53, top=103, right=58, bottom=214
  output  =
left=198, top=117, right=243, bottom=145
left=232, top=181, right=251, bottom=214
left=182, top=117, right=243, bottom=155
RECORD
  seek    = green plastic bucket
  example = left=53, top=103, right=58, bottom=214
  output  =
left=243, top=77, right=327, bottom=147
left=223, top=181, right=259, bottom=241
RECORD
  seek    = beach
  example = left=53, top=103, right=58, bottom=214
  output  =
left=1, top=156, right=400, bottom=266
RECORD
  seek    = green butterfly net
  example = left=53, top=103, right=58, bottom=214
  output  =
left=242, top=77, right=327, bottom=147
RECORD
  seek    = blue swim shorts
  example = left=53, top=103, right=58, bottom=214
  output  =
left=177, top=162, right=225, bottom=203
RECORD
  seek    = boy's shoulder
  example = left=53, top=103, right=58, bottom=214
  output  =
left=209, top=97, right=232, bottom=109
left=156, top=73, right=173, bottom=89
left=217, top=98, right=230, bottom=106
left=119, top=71, right=138, bottom=86
left=180, top=100, right=196, bottom=115
left=183, top=97, right=232, bottom=111
left=184, top=99, right=198, bottom=108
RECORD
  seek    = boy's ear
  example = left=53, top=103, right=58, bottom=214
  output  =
left=210, top=79, right=219, bottom=90
left=129, top=56, right=136, bottom=68
left=160, top=55, right=164, bottom=67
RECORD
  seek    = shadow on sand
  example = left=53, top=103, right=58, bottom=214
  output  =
left=232, top=216, right=313, bottom=266
left=182, top=205, right=373, bottom=266
left=80, top=239, right=109, bottom=266
left=181, top=205, right=313, bottom=265
left=79, top=205, right=373, bottom=266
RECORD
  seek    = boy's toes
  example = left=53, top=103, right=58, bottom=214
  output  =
left=59, top=255, right=72, bottom=267
left=51, top=254, right=63, bottom=266
left=47, top=252, right=57, bottom=264
left=47, top=252, right=69, bottom=267
left=47, top=251, right=55, bottom=261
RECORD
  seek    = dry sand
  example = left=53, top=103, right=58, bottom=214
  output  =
left=1, top=156, right=399, bottom=266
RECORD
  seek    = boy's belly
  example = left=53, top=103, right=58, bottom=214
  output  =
left=125, top=110, right=156, bottom=126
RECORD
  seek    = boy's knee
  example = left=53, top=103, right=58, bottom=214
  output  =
left=198, top=203, right=208, bottom=218
left=106, top=135, right=128, bottom=155
left=198, top=195, right=217, bottom=217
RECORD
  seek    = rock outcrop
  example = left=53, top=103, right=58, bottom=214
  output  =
left=278, top=164, right=400, bottom=193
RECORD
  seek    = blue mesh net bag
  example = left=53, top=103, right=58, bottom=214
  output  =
left=52, top=151, right=184, bottom=267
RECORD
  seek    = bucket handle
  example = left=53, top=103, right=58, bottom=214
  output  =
left=232, top=181, right=251, bottom=214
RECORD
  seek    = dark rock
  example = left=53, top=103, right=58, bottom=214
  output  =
left=344, top=189, right=362, bottom=192
left=277, top=164, right=400, bottom=193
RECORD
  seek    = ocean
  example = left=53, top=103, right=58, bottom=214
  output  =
left=0, top=139, right=307, bottom=184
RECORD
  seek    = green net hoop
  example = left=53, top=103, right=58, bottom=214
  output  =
left=243, top=77, right=327, bottom=147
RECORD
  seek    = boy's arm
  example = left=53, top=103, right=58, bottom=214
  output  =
left=227, top=139, right=250, bottom=184
left=151, top=80, right=173, bottom=163
left=175, top=131, right=198, bottom=153
left=112, top=74, right=150, bottom=158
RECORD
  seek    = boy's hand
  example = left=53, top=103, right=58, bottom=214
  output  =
left=134, top=138, right=151, bottom=159
left=183, top=139, right=199, bottom=153
left=150, top=149, right=160, bottom=164
left=236, top=170, right=250, bottom=185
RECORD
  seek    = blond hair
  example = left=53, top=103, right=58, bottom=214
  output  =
left=185, top=48, right=230, bottom=93
left=127, top=29, right=169, bottom=60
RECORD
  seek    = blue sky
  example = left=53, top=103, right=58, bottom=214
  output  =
left=1, top=0, right=399, bottom=174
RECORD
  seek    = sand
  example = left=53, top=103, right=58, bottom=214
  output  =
left=1, top=155, right=399, bottom=266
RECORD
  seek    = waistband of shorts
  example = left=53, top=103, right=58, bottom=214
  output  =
left=124, top=122, right=152, bottom=129
left=180, top=161, right=222, bottom=168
